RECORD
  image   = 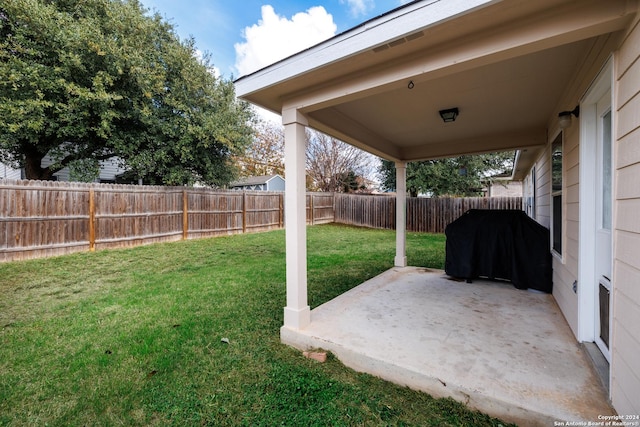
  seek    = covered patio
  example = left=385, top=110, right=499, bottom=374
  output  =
left=282, top=267, right=612, bottom=425
left=235, top=0, right=638, bottom=424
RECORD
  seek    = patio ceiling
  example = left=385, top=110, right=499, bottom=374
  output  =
left=235, top=0, right=637, bottom=179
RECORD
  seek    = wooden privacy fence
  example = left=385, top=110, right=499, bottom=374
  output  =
left=0, top=180, right=333, bottom=262
left=334, top=194, right=522, bottom=233
left=1, top=179, right=522, bottom=262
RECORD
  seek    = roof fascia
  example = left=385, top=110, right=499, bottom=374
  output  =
left=234, top=0, right=495, bottom=97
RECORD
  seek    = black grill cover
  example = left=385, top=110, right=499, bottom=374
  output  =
left=445, top=209, right=552, bottom=293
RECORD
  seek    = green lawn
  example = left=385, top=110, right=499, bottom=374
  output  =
left=0, top=224, right=511, bottom=426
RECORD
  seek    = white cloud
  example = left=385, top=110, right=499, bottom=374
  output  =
left=340, top=0, right=374, bottom=17
left=234, top=5, right=337, bottom=77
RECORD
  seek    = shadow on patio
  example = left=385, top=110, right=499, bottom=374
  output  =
left=281, top=267, right=613, bottom=426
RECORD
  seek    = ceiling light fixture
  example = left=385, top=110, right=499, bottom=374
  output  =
left=439, top=107, right=459, bottom=123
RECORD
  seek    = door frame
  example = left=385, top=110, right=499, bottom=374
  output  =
left=594, top=92, right=613, bottom=361
left=578, top=58, right=614, bottom=358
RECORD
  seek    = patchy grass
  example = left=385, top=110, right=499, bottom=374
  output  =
left=0, top=224, right=511, bottom=426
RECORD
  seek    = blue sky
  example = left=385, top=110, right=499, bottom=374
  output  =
left=139, top=0, right=411, bottom=79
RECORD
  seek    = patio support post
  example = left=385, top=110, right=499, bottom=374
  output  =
left=395, top=161, right=407, bottom=267
left=282, top=108, right=311, bottom=330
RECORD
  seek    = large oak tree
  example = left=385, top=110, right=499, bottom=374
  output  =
left=0, top=0, right=254, bottom=185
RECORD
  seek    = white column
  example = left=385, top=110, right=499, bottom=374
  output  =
left=282, top=108, right=311, bottom=330
left=395, top=161, right=407, bottom=267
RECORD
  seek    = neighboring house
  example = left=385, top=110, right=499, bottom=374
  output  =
left=354, top=176, right=380, bottom=194
left=1, top=162, right=22, bottom=180
left=45, top=156, right=126, bottom=183
left=236, top=0, right=640, bottom=417
left=229, top=174, right=285, bottom=191
left=484, top=181, right=523, bottom=198
left=1, top=156, right=126, bottom=183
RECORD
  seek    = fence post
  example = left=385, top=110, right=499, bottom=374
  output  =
left=332, top=192, right=336, bottom=222
left=279, top=193, right=284, bottom=228
left=89, top=188, right=96, bottom=252
left=309, top=193, right=314, bottom=225
left=182, top=189, right=188, bottom=240
left=242, top=192, right=247, bottom=233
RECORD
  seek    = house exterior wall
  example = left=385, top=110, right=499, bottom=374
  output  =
left=487, top=181, right=522, bottom=197
left=612, top=15, right=640, bottom=416
left=232, top=184, right=268, bottom=191
left=46, top=156, right=124, bottom=183
left=522, top=173, right=534, bottom=218
left=534, top=146, right=551, bottom=229
left=528, top=128, right=580, bottom=335
left=230, top=176, right=285, bottom=192
left=1, top=163, right=22, bottom=180
left=561, top=121, right=581, bottom=335
left=1, top=156, right=125, bottom=183
left=266, top=176, right=285, bottom=192
left=523, top=17, right=640, bottom=415
left=96, top=158, right=125, bottom=183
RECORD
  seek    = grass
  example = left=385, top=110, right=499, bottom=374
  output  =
left=0, top=224, right=512, bottom=426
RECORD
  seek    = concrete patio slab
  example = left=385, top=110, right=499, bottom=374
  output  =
left=281, top=267, right=614, bottom=426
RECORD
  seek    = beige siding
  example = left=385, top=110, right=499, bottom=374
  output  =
left=610, top=323, right=640, bottom=414
left=612, top=16, right=640, bottom=416
left=617, top=198, right=640, bottom=233
left=618, top=126, right=640, bottom=169
left=554, top=124, right=580, bottom=336
left=526, top=131, right=580, bottom=335
left=617, top=53, right=640, bottom=108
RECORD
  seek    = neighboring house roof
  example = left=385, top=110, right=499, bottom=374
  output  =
left=230, top=174, right=284, bottom=187
left=235, top=0, right=636, bottom=180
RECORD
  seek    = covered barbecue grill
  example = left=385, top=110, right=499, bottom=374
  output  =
left=445, top=209, right=552, bottom=293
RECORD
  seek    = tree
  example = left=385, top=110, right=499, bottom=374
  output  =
left=305, top=129, right=376, bottom=192
left=0, top=0, right=254, bottom=185
left=338, top=170, right=364, bottom=193
left=235, top=119, right=285, bottom=178
left=379, top=152, right=515, bottom=197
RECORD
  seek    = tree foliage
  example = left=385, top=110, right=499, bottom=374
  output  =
left=239, top=124, right=375, bottom=192
left=379, top=152, right=515, bottom=197
left=306, top=129, right=375, bottom=192
left=235, top=119, right=285, bottom=178
left=0, top=0, right=254, bottom=185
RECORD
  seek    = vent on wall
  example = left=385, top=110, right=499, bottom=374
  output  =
left=372, top=31, right=425, bottom=53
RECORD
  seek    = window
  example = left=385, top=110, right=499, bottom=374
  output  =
left=551, top=133, right=563, bottom=255
left=526, top=167, right=537, bottom=219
